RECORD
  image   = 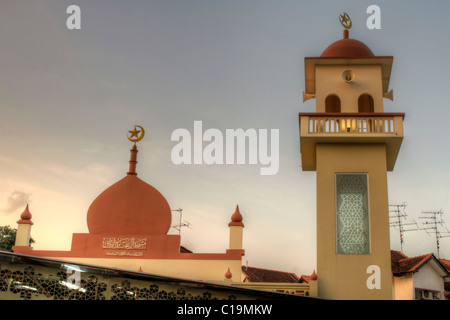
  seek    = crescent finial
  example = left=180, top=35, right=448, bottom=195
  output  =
left=127, top=125, right=145, bottom=143
left=339, top=12, right=352, bottom=30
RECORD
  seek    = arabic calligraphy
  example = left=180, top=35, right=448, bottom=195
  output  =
left=105, top=251, right=144, bottom=257
left=102, top=237, right=147, bottom=250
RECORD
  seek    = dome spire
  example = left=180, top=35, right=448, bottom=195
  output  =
left=339, top=13, right=351, bottom=39
left=127, top=144, right=138, bottom=175
left=126, top=125, right=146, bottom=176
left=339, top=12, right=352, bottom=30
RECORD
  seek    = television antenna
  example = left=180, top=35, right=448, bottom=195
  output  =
left=389, top=203, right=419, bottom=252
left=171, top=208, right=192, bottom=235
left=419, top=210, right=450, bottom=259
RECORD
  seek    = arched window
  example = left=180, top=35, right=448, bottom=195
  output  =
left=325, top=94, right=341, bottom=113
left=358, top=94, right=374, bottom=113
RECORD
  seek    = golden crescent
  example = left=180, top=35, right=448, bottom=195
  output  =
left=339, top=13, right=352, bottom=30
left=127, top=125, right=145, bottom=142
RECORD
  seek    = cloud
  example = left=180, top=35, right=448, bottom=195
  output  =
left=46, top=163, right=117, bottom=186
left=1, top=191, right=31, bottom=214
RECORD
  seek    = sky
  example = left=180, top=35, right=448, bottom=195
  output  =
left=1, top=0, right=450, bottom=277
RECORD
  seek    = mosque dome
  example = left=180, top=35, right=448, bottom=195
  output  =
left=320, top=30, right=374, bottom=58
left=86, top=144, right=172, bottom=235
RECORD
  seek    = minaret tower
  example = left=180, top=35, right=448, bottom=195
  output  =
left=228, top=205, right=244, bottom=250
left=299, top=13, right=404, bottom=299
left=14, top=204, right=33, bottom=248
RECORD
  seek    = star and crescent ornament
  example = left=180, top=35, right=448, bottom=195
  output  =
left=339, top=12, right=352, bottom=30
left=127, top=125, right=145, bottom=143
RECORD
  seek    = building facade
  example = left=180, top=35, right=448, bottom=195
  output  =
left=13, top=138, right=246, bottom=283
left=299, top=16, right=404, bottom=299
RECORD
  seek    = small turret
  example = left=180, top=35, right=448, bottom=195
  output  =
left=228, top=205, right=244, bottom=250
left=15, top=204, right=33, bottom=248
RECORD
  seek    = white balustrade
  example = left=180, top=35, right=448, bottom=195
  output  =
left=307, top=116, right=397, bottom=134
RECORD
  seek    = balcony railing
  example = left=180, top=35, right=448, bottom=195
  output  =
left=298, top=112, right=405, bottom=171
left=299, top=113, right=405, bottom=136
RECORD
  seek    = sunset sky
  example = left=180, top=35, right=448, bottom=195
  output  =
left=1, top=0, right=450, bottom=276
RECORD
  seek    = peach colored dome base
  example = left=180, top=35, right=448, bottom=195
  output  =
left=87, top=174, right=172, bottom=235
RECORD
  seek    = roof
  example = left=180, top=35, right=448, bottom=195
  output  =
left=391, top=250, right=450, bottom=277
left=320, top=30, right=374, bottom=58
left=180, top=246, right=192, bottom=253
left=86, top=144, right=172, bottom=235
left=440, top=259, right=450, bottom=299
left=242, top=266, right=300, bottom=283
left=440, top=259, right=450, bottom=273
left=299, top=275, right=312, bottom=283
left=303, top=30, right=393, bottom=95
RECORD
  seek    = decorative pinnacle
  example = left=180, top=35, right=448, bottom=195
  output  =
left=127, top=125, right=145, bottom=143
left=228, top=205, right=244, bottom=227
left=17, top=204, right=33, bottom=225
left=126, top=125, right=145, bottom=175
left=225, top=268, right=232, bottom=279
left=339, top=12, right=352, bottom=30
left=127, top=144, right=138, bottom=176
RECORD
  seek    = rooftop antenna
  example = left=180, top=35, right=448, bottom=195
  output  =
left=389, top=203, right=419, bottom=253
left=419, top=210, right=450, bottom=259
left=171, top=208, right=192, bottom=235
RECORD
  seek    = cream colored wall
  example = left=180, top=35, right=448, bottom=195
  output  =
left=393, top=265, right=446, bottom=300
left=47, top=256, right=243, bottom=282
left=393, top=275, right=414, bottom=300
left=15, top=224, right=32, bottom=247
left=229, top=226, right=243, bottom=250
left=316, top=144, right=393, bottom=300
left=315, top=65, right=383, bottom=113
left=233, top=281, right=313, bottom=296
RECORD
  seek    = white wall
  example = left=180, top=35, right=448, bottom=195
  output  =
left=413, top=262, right=444, bottom=292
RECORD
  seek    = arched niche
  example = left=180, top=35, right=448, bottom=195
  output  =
left=358, top=94, right=374, bottom=113
left=325, top=94, right=341, bottom=113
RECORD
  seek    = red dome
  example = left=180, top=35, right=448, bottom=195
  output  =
left=17, top=204, right=33, bottom=225
left=320, top=30, right=374, bottom=58
left=86, top=174, right=172, bottom=235
left=228, top=205, right=244, bottom=227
